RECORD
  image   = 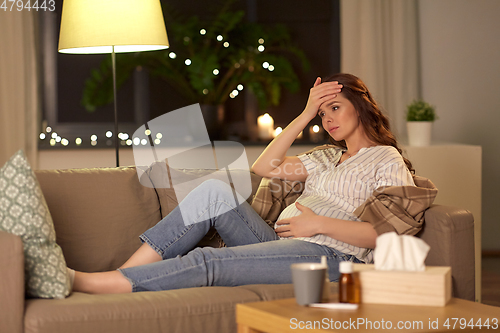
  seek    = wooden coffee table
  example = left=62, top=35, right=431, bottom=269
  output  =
left=236, top=297, right=500, bottom=332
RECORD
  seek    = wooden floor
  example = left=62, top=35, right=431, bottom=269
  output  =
left=481, top=256, right=500, bottom=307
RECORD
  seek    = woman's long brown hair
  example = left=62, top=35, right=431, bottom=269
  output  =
left=323, top=73, right=415, bottom=174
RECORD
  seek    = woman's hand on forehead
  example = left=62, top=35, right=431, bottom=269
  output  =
left=302, top=77, right=342, bottom=120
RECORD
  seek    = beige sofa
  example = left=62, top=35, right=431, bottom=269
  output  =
left=1, top=166, right=475, bottom=333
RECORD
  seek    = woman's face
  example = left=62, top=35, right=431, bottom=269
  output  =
left=318, top=93, right=363, bottom=142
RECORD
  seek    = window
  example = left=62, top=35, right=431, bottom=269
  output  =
left=38, top=0, right=340, bottom=148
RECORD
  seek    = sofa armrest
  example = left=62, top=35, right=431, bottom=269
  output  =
left=417, top=205, right=475, bottom=301
left=0, top=231, right=25, bottom=333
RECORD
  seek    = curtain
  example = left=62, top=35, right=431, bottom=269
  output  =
left=340, top=0, right=420, bottom=139
left=0, top=11, right=39, bottom=167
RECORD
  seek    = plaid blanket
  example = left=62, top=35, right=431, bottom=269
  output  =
left=353, top=176, right=438, bottom=235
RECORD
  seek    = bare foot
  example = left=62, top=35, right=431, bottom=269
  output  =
left=73, top=270, right=132, bottom=294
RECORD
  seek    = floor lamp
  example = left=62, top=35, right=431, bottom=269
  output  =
left=58, top=0, right=169, bottom=167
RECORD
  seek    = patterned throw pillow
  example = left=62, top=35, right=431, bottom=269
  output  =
left=0, top=150, right=70, bottom=299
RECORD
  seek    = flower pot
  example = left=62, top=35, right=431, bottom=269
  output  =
left=407, top=121, right=433, bottom=146
left=200, top=104, right=225, bottom=140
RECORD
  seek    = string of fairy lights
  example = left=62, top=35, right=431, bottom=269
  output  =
left=39, top=126, right=165, bottom=148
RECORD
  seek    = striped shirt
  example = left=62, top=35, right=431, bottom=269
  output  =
left=276, top=145, right=415, bottom=262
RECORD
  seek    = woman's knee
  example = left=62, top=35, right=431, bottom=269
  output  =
left=177, top=179, right=238, bottom=225
left=196, top=179, right=233, bottom=198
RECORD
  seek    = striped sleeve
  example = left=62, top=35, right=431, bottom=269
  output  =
left=297, top=147, right=340, bottom=175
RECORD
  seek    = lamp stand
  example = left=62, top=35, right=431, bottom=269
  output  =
left=112, top=46, right=119, bottom=167
left=57, top=1, right=169, bottom=168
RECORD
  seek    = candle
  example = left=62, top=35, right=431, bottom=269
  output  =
left=257, top=113, right=274, bottom=140
left=309, top=125, right=323, bottom=143
left=273, top=127, right=283, bottom=138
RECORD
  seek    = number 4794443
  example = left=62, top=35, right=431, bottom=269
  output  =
left=443, top=318, right=498, bottom=330
left=1, top=0, right=56, bottom=11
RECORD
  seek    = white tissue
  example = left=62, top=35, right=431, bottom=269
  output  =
left=374, top=232, right=430, bottom=271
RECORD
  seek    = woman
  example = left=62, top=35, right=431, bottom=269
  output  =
left=71, top=73, right=415, bottom=294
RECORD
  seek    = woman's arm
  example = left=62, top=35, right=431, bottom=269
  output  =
left=275, top=202, right=378, bottom=248
left=314, top=216, right=377, bottom=249
left=250, top=115, right=310, bottom=182
left=251, top=78, right=342, bottom=181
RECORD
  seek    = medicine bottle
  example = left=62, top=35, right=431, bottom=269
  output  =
left=338, top=261, right=360, bottom=304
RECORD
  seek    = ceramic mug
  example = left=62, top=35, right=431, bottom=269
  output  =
left=291, top=263, right=326, bottom=305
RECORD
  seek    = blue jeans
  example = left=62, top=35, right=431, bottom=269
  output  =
left=119, top=179, right=360, bottom=292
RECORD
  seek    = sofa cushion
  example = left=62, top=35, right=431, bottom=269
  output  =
left=0, top=150, right=70, bottom=299
left=35, top=167, right=162, bottom=272
left=24, top=287, right=263, bottom=333
left=238, top=282, right=338, bottom=302
left=238, top=283, right=296, bottom=301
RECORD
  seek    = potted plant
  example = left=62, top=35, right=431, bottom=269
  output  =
left=406, top=99, right=437, bottom=146
left=81, top=0, right=309, bottom=139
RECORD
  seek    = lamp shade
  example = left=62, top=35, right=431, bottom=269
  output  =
left=58, top=0, right=169, bottom=54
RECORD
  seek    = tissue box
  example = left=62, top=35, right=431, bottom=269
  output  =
left=353, top=264, right=451, bottom=307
